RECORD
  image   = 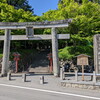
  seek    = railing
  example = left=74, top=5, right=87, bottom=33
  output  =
left=60, top=67, right=100, bottom=84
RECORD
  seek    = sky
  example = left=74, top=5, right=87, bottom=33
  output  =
left=28, top=0, right=59, bottom=16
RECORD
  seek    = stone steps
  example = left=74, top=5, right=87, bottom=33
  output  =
left=29, top=50, right=50, bottom=73
left=29, top=67, right=49, bottom=73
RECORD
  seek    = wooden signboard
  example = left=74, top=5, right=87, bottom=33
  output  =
left=76, top=54, right=90, bottom=81
left=77, top=55, right=89, bottom=65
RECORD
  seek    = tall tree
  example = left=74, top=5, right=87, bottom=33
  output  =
left=0, top=0, right=33, bottom=12
left=43, top=0, right=100, bottom=59
left=59, top=0, right=100, bottom=4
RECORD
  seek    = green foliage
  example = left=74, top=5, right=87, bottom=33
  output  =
left=59, top=47, right=74, bottom=60
left=43, top=0, right=100, bottom=59
left=0, top=2, right=38, bottom=22
left=0, top=0, right=33, bottom=12
left=0, top=49, right=3, bottom=58
left=0, top=0, right=100, bottom=60
left=0, top=54, right=3, bottom=58
left=9, top=49, right=36, bottom=61
left=0, top=2, right=43, bottom=50
left=59, top=45, right=93, bottom=60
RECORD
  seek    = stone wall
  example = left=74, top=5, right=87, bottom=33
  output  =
left=61, top=81, right=100, bottom=90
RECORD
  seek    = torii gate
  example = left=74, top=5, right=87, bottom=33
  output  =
left=0, top=19, right=71, bottom=77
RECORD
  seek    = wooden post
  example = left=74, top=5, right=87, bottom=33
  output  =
left=76, top=54, right=90, bottom=81
left=52, top=27, right=59, bottom=77
left=15, top=60, right=18, bottom=73
left=82, top=65, right=84, bottom=81
left=1, top=29, right=11, bottom=76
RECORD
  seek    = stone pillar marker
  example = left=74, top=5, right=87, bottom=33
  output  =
left=52, top=27, right=59, bottom=77
left=93, top=71, right=96, bottom=84
left=7, top=72, right=11, bottom=80
left=1, top=29, right=11, bottom=76
left=40, top=76, right=44, bottom=84
left=75, top=70, right=78, bottom=82
left=22, top=73, right=26, bottom=82
left=93, top=35, right=100, bottom=74
left=60, top=67, right=65, bottom=80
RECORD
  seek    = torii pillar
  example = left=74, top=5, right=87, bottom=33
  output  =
left=52, top=27, right=59, bottom=77
left=1, top=29, right=11, bottom=76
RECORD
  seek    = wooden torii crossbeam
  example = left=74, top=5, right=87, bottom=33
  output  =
left=0, top=19, right=71, bottom=76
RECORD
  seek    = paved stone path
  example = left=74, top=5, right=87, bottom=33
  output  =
left=29, top=50, right=50, bottom=73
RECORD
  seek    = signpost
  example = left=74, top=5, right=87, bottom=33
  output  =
left=77, top=54, right=90, bottom=81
